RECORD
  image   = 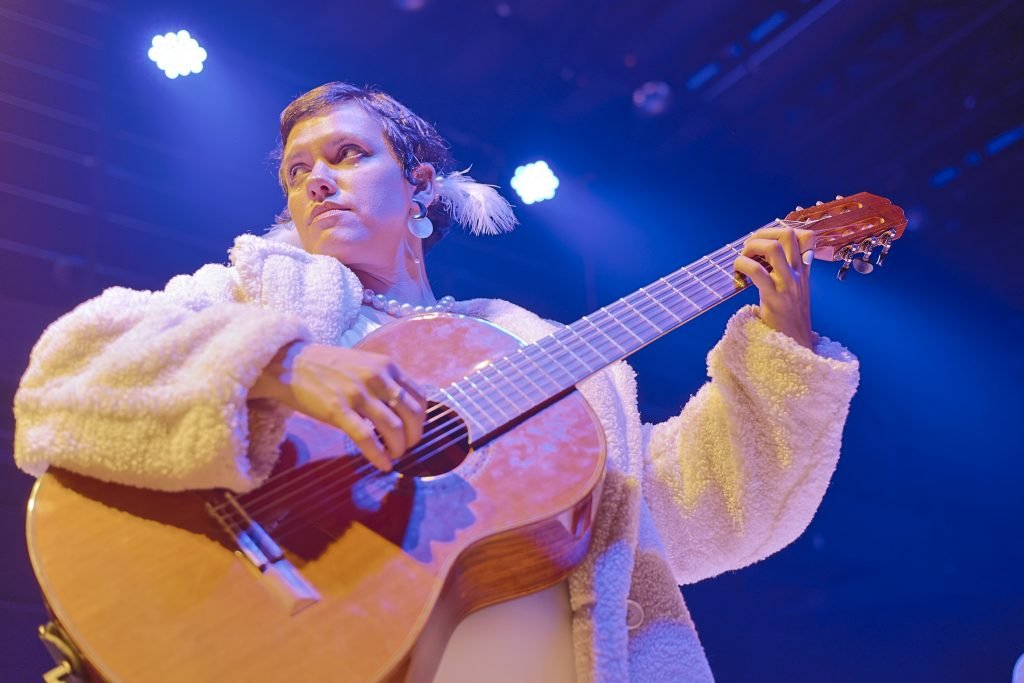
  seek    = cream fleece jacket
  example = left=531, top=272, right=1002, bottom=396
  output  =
left=14, top=234, right=859, bottom=682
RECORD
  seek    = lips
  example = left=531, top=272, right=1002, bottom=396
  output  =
left=308, top=202, right=350, bottom=225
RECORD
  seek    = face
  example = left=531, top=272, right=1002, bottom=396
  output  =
left=282, top=101, right=422, bottom=271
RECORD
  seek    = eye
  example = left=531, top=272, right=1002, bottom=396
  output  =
left=336, top=145, right=364, bottom=162
left=288, top=164, right=310, bottom=183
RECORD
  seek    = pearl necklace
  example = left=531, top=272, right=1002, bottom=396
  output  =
left=361, top=289, right=456, bottom=318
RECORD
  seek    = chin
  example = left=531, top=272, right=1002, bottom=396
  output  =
left=311, top=231, right=370, bottom=262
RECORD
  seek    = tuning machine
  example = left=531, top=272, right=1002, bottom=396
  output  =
left=875, top=230, right=896, bottom=267
left=853, top=237, right=879, bottom=274
left=836, top=247, right=854, bottom=280
left=836, top=232, right=897, bottom=280
left=836, top=242, right=874, bottom=280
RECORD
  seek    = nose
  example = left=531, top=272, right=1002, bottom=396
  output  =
left=305, top=161, right=339, bottom=202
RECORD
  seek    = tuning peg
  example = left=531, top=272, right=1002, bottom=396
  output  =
left=816, top=200, right=824, bottom=205
left=876, top=240, right=892, bottom=264
left=876, top=233, right=892, bottom=268
left=836, top=195, right=844, bottom=200
left=836, top=255, right=853, bottom=281
left=852, top=254, right=874, bottom=274
left=795, top=205, right=804, bottom=211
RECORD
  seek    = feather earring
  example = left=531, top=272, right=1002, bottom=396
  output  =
left=436, top=170, right=518, bottom=236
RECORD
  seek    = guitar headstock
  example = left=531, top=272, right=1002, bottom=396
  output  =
left=785, top=192, right=908, bottom=280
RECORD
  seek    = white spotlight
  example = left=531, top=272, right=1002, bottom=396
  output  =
left=510, top=161, right=559, bottom=205
left=148, top=30, right=207, bottom=79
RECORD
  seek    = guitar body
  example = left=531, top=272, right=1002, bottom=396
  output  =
left=26, top=314, right=607, bottom=682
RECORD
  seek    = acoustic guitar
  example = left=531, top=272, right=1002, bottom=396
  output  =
left=26, top=193, right=906, bottom=682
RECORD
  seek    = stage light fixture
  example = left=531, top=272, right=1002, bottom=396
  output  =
left=510, top=161, right=559, bottom=205
left=148, top=30, right=207, bottom=79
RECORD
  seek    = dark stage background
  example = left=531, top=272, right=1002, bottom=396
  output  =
left=2, top=1, right=1022, bottom=681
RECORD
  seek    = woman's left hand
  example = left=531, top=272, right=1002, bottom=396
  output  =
left=734, top=226, right=817, bottom=349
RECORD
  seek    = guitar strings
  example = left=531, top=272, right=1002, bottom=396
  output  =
left=209, top=223, right=798, bottom=530
left=212, top=220, right=814, bottom=531
left=210, top=226, right=794, bottom=531
left=220, top=401, right=463, bottom=514
left=217, top=278, right=743, bottom=536
left=211, top=259, right=740, bottom=533
left=216, top=263, right=787, bottom=538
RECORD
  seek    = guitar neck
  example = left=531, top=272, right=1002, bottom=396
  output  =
left=438, top=235, right=752, bottom=439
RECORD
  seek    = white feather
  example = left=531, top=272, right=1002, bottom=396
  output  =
left=437, top=170, right=518, bottom=236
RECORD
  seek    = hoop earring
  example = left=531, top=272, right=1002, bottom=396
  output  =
left=408, top=199, right=434, bottom=239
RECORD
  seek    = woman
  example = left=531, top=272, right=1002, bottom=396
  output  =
left=14, top=82, right=859, bottom=682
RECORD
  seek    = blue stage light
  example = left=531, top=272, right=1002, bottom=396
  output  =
left=985, top=126, right=1022, bottom=156
left=148, top=30, right=207, bottom=79
left=749, top=11, right=787, bottom=44
left=510, top=161, right=559, bottom=205
left=930, top=166, right=960, bottom=187
left=686, top=63, right=720, bottom=91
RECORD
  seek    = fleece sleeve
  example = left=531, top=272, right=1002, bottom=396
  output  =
left=13, top=263, right=312, bottom=492
left=641, top=305, right=860, bottom=585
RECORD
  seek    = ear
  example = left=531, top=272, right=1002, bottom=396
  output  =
left=409, top=163, right=437, bottom=206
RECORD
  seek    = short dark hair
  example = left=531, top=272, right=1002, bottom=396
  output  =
left=274, top=82, right=456, bottom=251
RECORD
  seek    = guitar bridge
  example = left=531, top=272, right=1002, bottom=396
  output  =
left=207, top=493, right=321, bottom=615
left=38, top=621, right=87, bottom=683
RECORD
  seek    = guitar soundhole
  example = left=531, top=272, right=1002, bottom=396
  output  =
left=397, top=401, right=472, bottom=478
left=226, top=403, right=476, bottom=560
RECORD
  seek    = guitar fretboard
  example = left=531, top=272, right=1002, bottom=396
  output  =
left=438, top=235, right=753, bottom=439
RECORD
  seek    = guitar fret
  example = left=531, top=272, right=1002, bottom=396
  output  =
left=581, top=315, right=627, bottom=355
left=639, top=286, right=684, bottom=323
left=681, top=264, right=722, bottom=300
left=602, top=305, right=646, bottom=344
left=548, top=333, right=601, bottom=375
left=448, top=384, right=498, bottom=432
left=659, top=276, right=700, bottom=310
left=621, top=297, right=664, bottom=335
left=439, top=386, right=485, bottom=434
left=565, top=325, right=614, bottom=365
left=453, top=383, right=491, bottom=420
left=517, top=347, right=569, bottom=388
left=533, top=340, right=580, bottom=382
left=488, top=361, right=539, bottom=405
left=702, top=255, right=740, bottom=293
left=465, top=374, right=513, bottom=421
left=503, top=355, right=554, bottom=397
left=702, top=255, right=732, bottom=280
left=552, top=325, right=606, bottom=368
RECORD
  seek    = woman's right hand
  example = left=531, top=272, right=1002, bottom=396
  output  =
left=250, top=341, right=426, bottom=471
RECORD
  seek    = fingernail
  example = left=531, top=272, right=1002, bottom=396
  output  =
left=802, top=250, right=814, bottom=266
